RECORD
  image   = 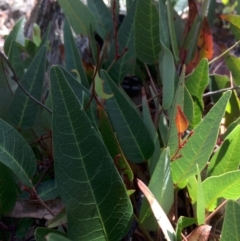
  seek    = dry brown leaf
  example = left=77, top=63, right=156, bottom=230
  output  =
left=187, top=224, right=212, bottom=241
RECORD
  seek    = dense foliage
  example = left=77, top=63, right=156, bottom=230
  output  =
left=1, top=0, right=240, bottom=240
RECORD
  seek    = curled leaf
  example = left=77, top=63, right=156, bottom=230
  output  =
left=176, top=105, right=189, bottom=134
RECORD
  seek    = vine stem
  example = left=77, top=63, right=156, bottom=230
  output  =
left=0, top=51, right=52, bottom=114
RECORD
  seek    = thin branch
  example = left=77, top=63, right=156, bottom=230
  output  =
left=0, top=51, right=52, bottom=114
left=203, top=85, right=240, bottom=97
left=208, top=40, right=240, bottom=65
left=205, top=200, right=227, bottom=223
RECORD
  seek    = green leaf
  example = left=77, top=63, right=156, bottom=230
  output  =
left=166, top=0, right=179, bottom=62
left=187, top=176, right=198, bottom=204
left=225, top=55, right=240, bottom=85
left=171, top=91, right=231, bottom=186
left=224, top=116, right=240, bottom=138
left=159, top=45, right=175, bottom=110
left=16, top=219, right=34, bottom=239
left=203, top=170, right=240, bottom=211
left=0, top=162, right=17, bottom=215
left=142, top=95, right=161, bottom=175
left=4, top=17, right=25, bottom=56
left=39, top=24, right=51, bottom=51
left=167, top=68, right=185, bottom=155
left=101, top=69, right=154, bottom=163
left=58, top=66, right=97, bottom=128
left=7, top=46, right=47, bottom=130
left=196, top=165, right=205, bottom=225
left=98, top=105, right=133, bottom=181
left=140, top=148, right=174, bottom=231
left=87, top=0, right=113, bottom=39
left=176, top=217, right=197, bottom=241
left=220, top=200, right=240, bottom=241
left=50, top=66, right=132, bottom=241
left=158, top=112, right=169, bottom=148
left=32, top=23, right=41, bottom=47
left=0, top=54, right=16, bottom=119
left=35, top=228, right=68, bottom=241
left=221, top=14, right=240, bottom=28
left=37, top=179, right=58, bottom=201
left=46, top=208, right=67, bottom=228
left=58, top=0, right=96, bottom=35
left=95, top=73, right=114, bottom=99
left=183, top=87, right=194, bottom=128
left=210, top=74, right=240, bottom=127
left=158, top=0, right=170, bottom=48
left=107, top=0, right=136, bottom=84
left=45, top=233, right=72, bottom=241
left=8, top=41, right=25, bottom=80
left=207, top=125, right=240, bottom=177
left=135, top=0, right=161, bottom=64
left=185, top=59, right=209, bottom=128
left=63, top=18, right=89, bottom=88
left=0, top=118, right=36, bottom=187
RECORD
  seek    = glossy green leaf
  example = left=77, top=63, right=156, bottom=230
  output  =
left=37, top=179, right=58, bottom=201
left=58, top=0, right=96, bottom=35
left=185, top=59, right=209, bottom=128
left=142, top=95, right=161, bottom=175
left=203, top=170, right=240, bottom=211
left=208, top=125, right=240, bottom=177
left=0, top=162, right=17, bottom=215
left=39, top=24, right=51, bottom=51
left=63, top=18, right=89, bottom=88
left=167, top=68, right=185, bottom=155
left=95, top=73, right=113, bottom=99
left=0, top=54, right=15, bottom=119
left=176, top=217, right=197, bottom=241
left=140, top=148, right=174, bottom=231
left=35, top=228, right=68, bottom=241
left=58, top=66, right=97, bottom=128
left=8, top=41, right=25, bottom=80
left=225, top=55, right=240, bottom=85
left=210, top=74, right=229, bottom=103
left=158, top=112, right=169, bottom=148
left=98, top=105, right=133, bottom=181
left=166, top=0, right=179, bottom=62
left=135, top=0, right=161, bottom=64
left=32, top=23, right=41, bottom=47
left=16, top=219, right=34, bottom=239
left=46, top=208, right=67, bottom=228
left=107, top=0, right=136, bottom=84
left=50, top=66, right=132, bottom=241
left=7, top=46, right=46, bottom=130
left=220, top=200, right=240, bottom=241
left=4, top=17, right=25, bottom=56
left=101, top=69, right=154, bottom=163
left=224, top=117, right=240, bottom=138
left=87, top=0, right=113, bottom=39
left=183, top=87, right=194, bottom=129
left=171, top=91, right=231, bottom=186
left=196, top=165, right=205, bottom=225
left=0, top=118, right=36, bottom=187
left=187, top=176, right=198, bottom=204
left=159, top=45, right=175, bottom=110
left=210, top=74, right=240, bottom=127
left=45, top=233, right=71, bottom=241
left=158, top=0, right=170, bottom=47
left=221, top=14, right=240, bottom=28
